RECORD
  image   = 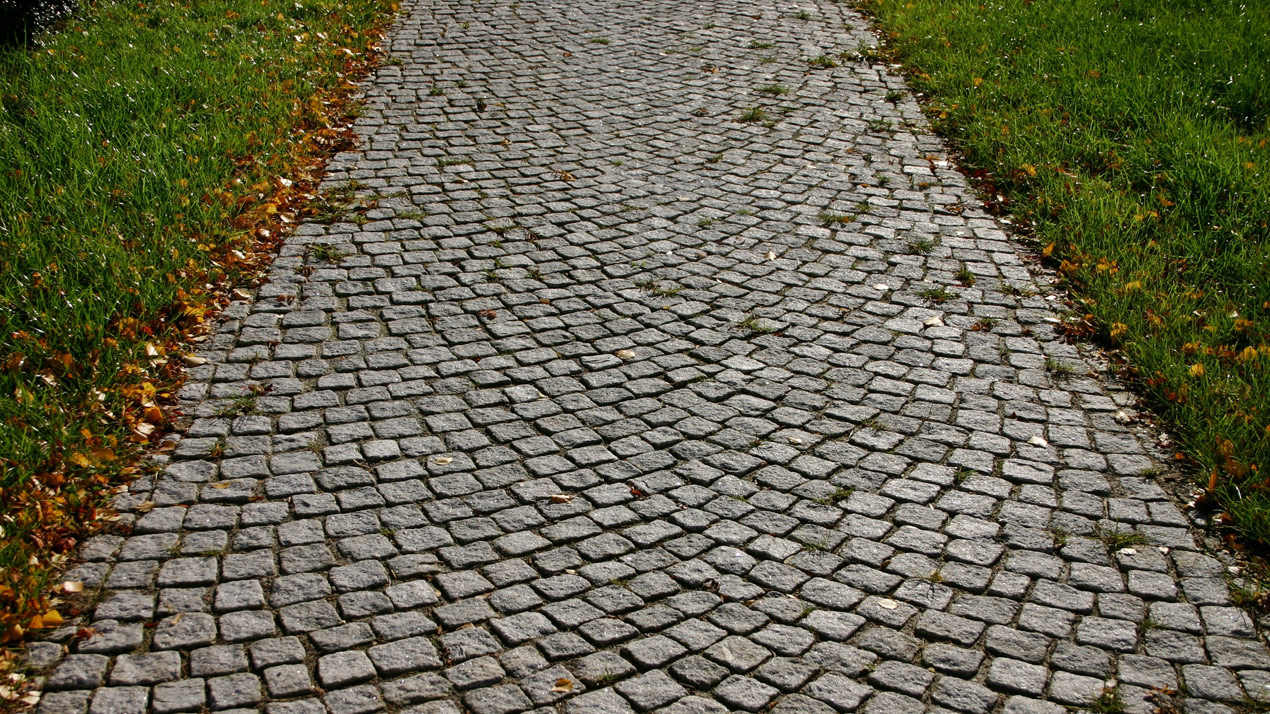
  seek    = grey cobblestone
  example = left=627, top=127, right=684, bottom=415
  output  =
left=30, top=0, right=1270, bottom=711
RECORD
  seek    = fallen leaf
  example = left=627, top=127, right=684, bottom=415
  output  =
left=878, top=599, right=899, bottom=610
left=872, top=283, right=889, bottom=291
left=210, top=482, right=231, bottom=489
left=551, top=678, right=574, bottom=693
left=61, top=581, right=83, bottom=594
left=550, top=494, right=573, bottom=503
left=765, top=251, right=777, bottom=260
left=616, top=349, right=636, bottom=359
left=182, top=354, right=208, bottom=366
left=134, top=501, right=157, bottom=513
left=923, top=315, right=943, bottom=327
left=1027, top=436, right=1049, bottom=447
left=434, top=456, right=453, bottom=465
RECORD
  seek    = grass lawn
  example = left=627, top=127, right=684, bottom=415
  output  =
left=0, top=0, right=394, bottom=639
left=854, top=0, right=1270, bottom=545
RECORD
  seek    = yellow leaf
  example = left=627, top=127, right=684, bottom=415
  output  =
left=1189, top=363, right=1205, bottom=377
left=972, top=77, right=983, bottom=87
left=550, top=678, right=574, bottom=693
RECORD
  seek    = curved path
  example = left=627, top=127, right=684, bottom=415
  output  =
left=36, top=1, right=1270, bottom=713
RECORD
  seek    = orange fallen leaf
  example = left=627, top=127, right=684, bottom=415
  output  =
left=551, top=678, right=574, bottom=693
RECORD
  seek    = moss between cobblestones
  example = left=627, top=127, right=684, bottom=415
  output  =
left=0, top=0, right=395, bottom=640
left=854, top=0, right=1270, bottom=548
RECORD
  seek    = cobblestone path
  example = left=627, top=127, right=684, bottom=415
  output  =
left=34, top=1, right=1270, bottom=713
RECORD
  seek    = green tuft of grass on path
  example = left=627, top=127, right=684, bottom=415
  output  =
left=855, top=0, right=1270, bottom=545
left=0, top=0, right=395, bottom=635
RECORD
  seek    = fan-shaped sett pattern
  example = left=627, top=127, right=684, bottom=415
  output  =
left=36, top=1, right=1270, bottom=713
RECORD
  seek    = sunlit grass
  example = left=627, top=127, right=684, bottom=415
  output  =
left=857, top=0, right=1270, bottom=545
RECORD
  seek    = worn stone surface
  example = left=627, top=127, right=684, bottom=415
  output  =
left=34, top=0, right=1270, bottom=712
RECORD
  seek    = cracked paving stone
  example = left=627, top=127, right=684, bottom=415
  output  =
left=616, top=670, right=686, bottom=711
left=714, top=675, right=780, bottom=711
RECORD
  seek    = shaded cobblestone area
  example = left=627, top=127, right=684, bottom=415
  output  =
left=32, top=0, right=1270, bottom=712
